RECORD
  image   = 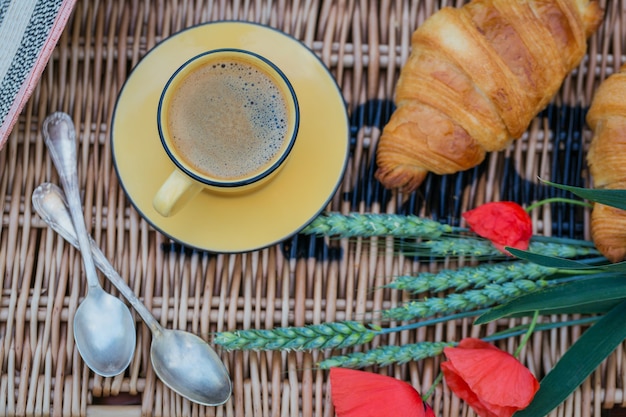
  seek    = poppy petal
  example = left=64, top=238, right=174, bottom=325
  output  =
left=442, top=338, right=539, bottom=417
left=330, top=368, right=428, bottom=417
left=463, top=202, right=532, bottom=255
left=442, top=361, right=497, bottom=417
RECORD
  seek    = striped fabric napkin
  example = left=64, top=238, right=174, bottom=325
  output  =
left=0, top=0, right=76, bottom=150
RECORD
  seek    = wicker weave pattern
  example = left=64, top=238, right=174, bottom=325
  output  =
left=1, top=0, right=624, bottom=416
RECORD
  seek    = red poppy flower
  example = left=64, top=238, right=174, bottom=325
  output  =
left=441, top=338, right=539, bottom=417
left=329, top=368, right=435, bottom=417
left=462, top=201, right=532, bottom=255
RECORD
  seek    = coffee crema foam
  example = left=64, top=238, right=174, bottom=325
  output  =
left=166, top=58, right=291, bottom=181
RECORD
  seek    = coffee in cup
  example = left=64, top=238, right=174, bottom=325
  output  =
left=153, top=49, right=299, bottom=217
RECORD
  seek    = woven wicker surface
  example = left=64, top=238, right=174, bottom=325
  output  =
left=1, top=0, right=624, bottom=416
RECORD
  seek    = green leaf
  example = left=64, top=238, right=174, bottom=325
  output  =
left=514, top=300, right=626, bottom=417
left=475, top=274, right=626, bottom=324
left=505, top=299, right=621, bottom=317
left=507, top=248, right=604, bottom=270
left=542, top=179, right=626, bottom=210
left=508, top=247, right=626, bottom=273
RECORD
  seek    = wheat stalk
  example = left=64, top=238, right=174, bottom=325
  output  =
left=301, top=213, right=597, bottom=260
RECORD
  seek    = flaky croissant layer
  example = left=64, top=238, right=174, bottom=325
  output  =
left=587, top=65, right=626, bottom=263
left=375, top=0, right=603, bottom=193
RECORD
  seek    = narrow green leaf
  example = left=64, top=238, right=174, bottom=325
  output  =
left=507, top=248, right=603, bottom=270
left=475, top=275, right=626, bottom=324
left=505, top=299, right=621, bottom=317
left=514, top=300, right=626, bottom=417
left=584, top=261, right=626, bottom=273
left=543, top=180, right=626, bottom=210
left=508, top=247, right=626, bottom=273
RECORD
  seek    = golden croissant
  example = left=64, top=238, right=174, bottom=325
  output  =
left=375, top=0, right=603, bottom=193
left=586, top=65, right=626, bottom=263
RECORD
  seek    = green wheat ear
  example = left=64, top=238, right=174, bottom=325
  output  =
left=386, top=261, right=557, bottom=293
left=214, top=321, right=378, bottom=351
left=382, top=279, right=550, bottom=321
left=318, top=341, right=453, bottom=369
left=301, top=212, right=454, bottom=239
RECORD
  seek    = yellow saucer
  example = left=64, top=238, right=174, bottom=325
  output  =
left=111, top=22, right=349, bottom=253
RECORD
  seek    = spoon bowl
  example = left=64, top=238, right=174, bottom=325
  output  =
left=42, top=112, right=136, bottom=377
left=32, top=182, right=232, bottom=405
left=73, top=288, right=136, bottom=375
left=151, top=329, right=232, bottom=405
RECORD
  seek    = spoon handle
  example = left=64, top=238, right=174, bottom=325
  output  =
left=32, top=182, right=163, bottom=334
left=42, top=112, right=100, bottom=289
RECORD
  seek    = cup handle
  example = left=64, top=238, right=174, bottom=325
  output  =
left=153, top=169, right=203, bottom=217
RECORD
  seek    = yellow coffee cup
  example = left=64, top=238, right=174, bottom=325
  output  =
left=153, top=48, right=299, bottom=217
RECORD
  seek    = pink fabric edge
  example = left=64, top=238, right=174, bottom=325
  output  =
left=0, top=0, right=77, bottom=151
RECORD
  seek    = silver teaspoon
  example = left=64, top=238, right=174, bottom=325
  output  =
left=42, top=112, right=135, bottom=377
left=32, top=182, right=233, bottom=406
